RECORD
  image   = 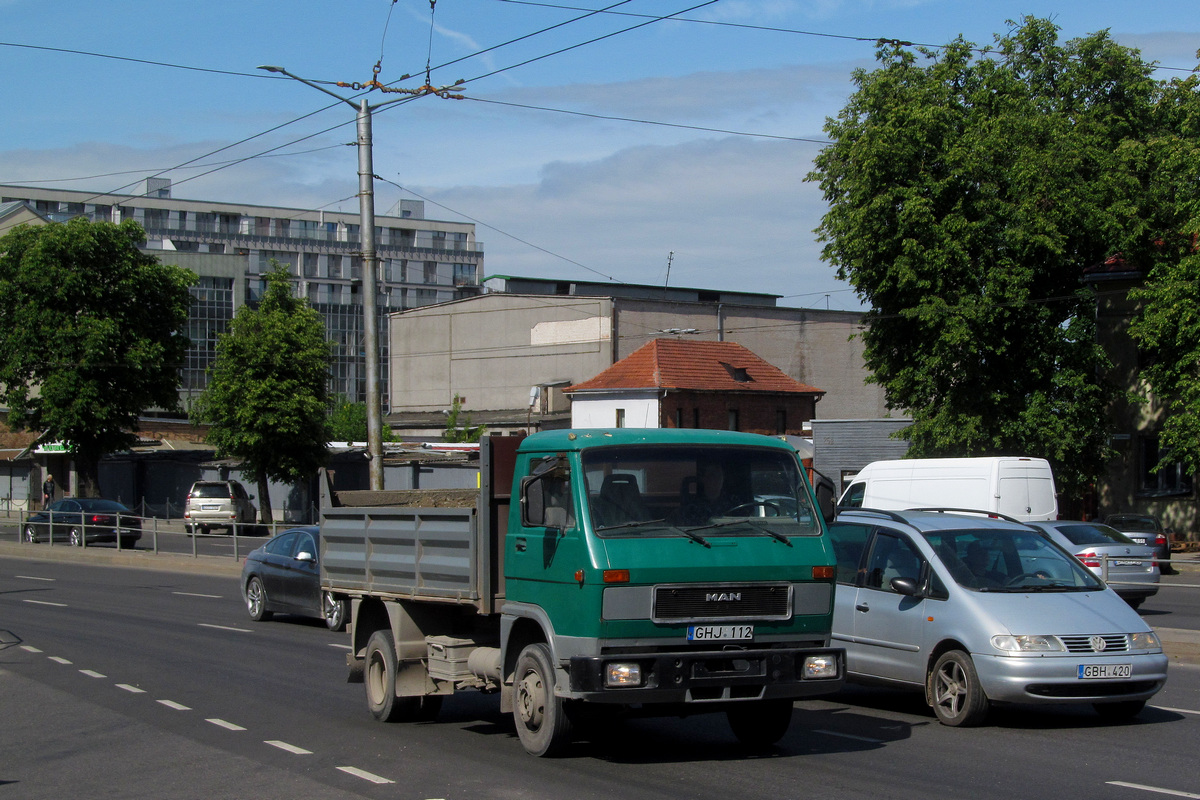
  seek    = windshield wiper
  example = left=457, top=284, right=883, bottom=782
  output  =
left=736, top=519, right=792, bottom=545
left=594, top=518, right=669, bottom=533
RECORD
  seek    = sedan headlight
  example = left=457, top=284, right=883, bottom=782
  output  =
left=991, top=634, right=1065, bottom=652
left=1129, top=631, right=1161, bottom=651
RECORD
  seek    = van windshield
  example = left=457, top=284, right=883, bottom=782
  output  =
left=922, top=528, right=1104, bottom=592
left=581, top=445, right=821, bottom=538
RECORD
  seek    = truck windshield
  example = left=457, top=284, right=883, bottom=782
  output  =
left=581, top=445, right=821, bottom=537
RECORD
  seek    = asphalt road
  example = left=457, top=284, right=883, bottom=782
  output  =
left=2, top=554, right=1200, bottom=800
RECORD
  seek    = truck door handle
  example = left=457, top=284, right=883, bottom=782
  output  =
left=515, top=538, right=527, bottom=552
left=855, top=603, right=869, bottom=612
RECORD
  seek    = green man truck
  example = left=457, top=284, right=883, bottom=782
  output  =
left=320, top=428, right=844, bottom=756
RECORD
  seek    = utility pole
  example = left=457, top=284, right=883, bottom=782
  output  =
left=258, top=65, right=462, bottom=490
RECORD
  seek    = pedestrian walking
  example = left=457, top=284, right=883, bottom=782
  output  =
left=42, top=474, right=55, bottom=508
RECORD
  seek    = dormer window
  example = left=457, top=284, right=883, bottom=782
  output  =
left=721, top=362, right=752, bottom=382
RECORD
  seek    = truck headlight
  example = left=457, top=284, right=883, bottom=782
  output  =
left=803, top=655, right=838, bottom=679
left=605, top=662, right=642, bottom=687
left=991, top=635, right=1064, bottom=652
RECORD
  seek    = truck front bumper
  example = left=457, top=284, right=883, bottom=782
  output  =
left=568, top=646, right=844, bottom=704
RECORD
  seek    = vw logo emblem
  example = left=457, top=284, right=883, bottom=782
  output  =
left=1090, top=635, right=1107, bottom=652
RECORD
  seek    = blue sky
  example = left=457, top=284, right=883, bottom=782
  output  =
left=2, top=0, right=1197, bottom=308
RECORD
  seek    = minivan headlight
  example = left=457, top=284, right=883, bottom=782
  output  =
left=991, top=634, right=1064, bottom=652
left=1129, top=631, right=1161, bottom=651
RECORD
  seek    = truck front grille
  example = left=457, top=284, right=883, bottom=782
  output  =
left=653, top=583, right=792, bottom=623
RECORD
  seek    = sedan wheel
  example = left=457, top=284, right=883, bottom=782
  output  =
left=245, top=576, right=272, bottom=621
left=323, top=592, right=348, bottom=631
left=24, top=525, right=40, bottom=544
left=69, top=528, right=84, bottom=547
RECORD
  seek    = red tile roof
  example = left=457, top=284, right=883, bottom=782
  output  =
left=566, top=339, right=824, bottom=395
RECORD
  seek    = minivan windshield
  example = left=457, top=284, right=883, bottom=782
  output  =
left=581, top=444, right=821, bottom=538
left=922, top=528, right=1104, bottom=592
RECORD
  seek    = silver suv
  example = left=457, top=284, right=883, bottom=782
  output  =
left=184, top=480, right=256, bottom=535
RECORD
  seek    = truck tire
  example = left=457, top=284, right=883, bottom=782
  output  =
left=726, top=699, right=793, bottom=747
left=364, top=630, right=443, bottom=722
left=929, top=650, right=989, bottom=727
left=513, top=643, right=572, bottom=757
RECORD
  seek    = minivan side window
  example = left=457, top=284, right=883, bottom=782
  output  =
left=864, top=531, right=923, bottom=593
left=828, top=522, right=871, bottom=584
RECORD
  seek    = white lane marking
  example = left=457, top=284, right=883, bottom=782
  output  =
left=1107, top=782, right=1200, bottom=798
left=337, top=766, right=395, bottom=785
left=23, top=599, right=67, bottom=607
left=158, top=700, right=191, bottom=711
left=1153, top=705, right=1200, bottom=716
left=814, top=729, right=883, bottom=744
left=15, top=575, right=55, bottom=581
left=265, top=740, right=312, bottom=755
left=116, top=684, right=146, bottom=694
left=20, top=645, right=42, bottom=653
left=80, top=669, right=106, bottom=678
left=49, top=656, right=72, bottom=665
left=329, top=643, right=352, bottom=650
left=174, top=591, right=222, bottom=599
left=199, top=623, right=252, bottom=633
left=207, top=718, right=246, bottom=731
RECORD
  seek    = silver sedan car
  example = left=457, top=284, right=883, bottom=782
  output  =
left=1026, top=520, right=1159, bottom=609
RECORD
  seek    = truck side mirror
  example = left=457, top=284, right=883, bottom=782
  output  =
left=521, top=472, right=570, bottom=530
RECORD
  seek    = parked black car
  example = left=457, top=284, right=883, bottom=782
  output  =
left=241, top=526, right=347, bottom=631
left=23, top=499, right=142, bottom=548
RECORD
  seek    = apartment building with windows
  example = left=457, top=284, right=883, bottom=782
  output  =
left=1, top=181, right=484, bottom=410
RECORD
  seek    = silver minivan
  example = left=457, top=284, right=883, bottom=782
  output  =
left=829, top=509, right=1168, bottom=726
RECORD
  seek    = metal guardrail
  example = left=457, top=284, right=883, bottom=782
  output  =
left=6, top=509, right=300, bottom=560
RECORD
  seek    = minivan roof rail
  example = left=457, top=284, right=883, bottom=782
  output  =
left=908, top=507, right=1026, bottom=524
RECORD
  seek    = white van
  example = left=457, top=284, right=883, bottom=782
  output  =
left=837, top=457, right=1058, bottom=521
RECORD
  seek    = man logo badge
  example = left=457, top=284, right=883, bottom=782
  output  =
left=706, top=592, right=741, bottom=602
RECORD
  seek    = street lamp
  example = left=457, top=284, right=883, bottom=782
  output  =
left=258, top=65, right=462, bottom=490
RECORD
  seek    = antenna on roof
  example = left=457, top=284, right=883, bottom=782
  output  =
left=664, top=251, right=674, bottom=288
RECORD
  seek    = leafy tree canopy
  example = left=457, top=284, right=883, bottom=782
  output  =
left=192, top=266, right=332, bottom=522
left=1126, top=73, right=1200, bottom=476
left=329, top=395, right=394, bottom=443
left=808, top=16, right=1197, bottom=497
left=0, top=218, right=194, bottom=495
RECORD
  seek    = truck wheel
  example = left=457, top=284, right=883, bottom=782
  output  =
left=726, top=699, right=793, bottom=747
left=929, top=650, right=989, bottom=727
left=365, top=630, right=405, bottom=722
left=513, top=643, right=572, bottom=756
left=322, top=592, right=348, bottom=631
left=245, top=576, right=273, bottom=621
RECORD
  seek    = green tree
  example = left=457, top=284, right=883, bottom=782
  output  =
left=192, top=267, right=332, bottom=523
left=1125, top=72, right=1200, bottom=476
left=0, top=218, right=194, bottom=496
left=807, top=16, right=1185, bottom=498
left=329, top=395, right=394, bottom=443
left=443, top=394, right=486, bottom=443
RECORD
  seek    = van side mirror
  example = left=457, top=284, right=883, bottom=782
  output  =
left=890, top=577, right=922, bottom=597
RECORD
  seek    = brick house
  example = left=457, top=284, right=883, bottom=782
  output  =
left=565, top=338, right=824, bottom=435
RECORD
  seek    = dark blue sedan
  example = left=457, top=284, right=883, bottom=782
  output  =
left=23, top=498, right=142, bottom=548
left=240, top=526, right=347, bottom=631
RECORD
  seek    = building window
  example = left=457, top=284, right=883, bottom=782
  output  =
left=1139, top=434, right=1194, bottom=496
left=423, top=261, right=438, bottom=283
left=675, top=408, right=684, bottom=428
left=727, top=409, right=739, bottom=431
left=453, top=263, right=476, bottom=286
left=615, top=409, right=626, bottom=428
left=776, top=409, right=787, bottom=435
left=693, top=409, right=700, bottom=428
